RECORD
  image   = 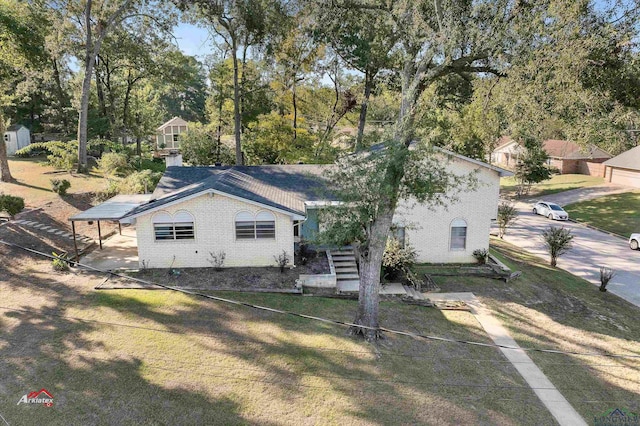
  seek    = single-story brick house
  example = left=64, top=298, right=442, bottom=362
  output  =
left=542, top=139, right=611, bottom=175
left=491, top=138, right=611, bottom=175
left=77, top=147, right=511, bottom=268
left=603, top=145, right=640, bottom=188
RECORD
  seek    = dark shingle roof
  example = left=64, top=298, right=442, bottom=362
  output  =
left=124, top=165, right=332, bottom=218
left=6, top=124, right=25, bottom=132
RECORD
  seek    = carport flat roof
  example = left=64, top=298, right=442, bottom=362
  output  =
left=70, top=194, right=153, bottom=221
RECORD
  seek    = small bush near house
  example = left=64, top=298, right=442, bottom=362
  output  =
left=599, top=266, right=615, bottom=292
left=274, top=250, right=291, bottom=273
left=98, top=152, right=131, bottom=177
left=497, top=202, right=518, bottom=239
left=472, top=248, right=489, bottom=265
left=50, top=178, right=71, bottom=196
left=208, top=251, right=226, bottom=271
left=0, top=194, right=25, bottom=217
left=52, top=252, right=69, bottom=271
left=382, top=238, right=417, bottom=280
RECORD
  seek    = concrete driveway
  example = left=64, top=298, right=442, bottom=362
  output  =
left=528, top=183, right=632, bottom=206
left=499, top=201, right=640, bottom=308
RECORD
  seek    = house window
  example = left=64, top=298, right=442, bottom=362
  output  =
left=235, top=211, right=256, bottom=239
left=153, top=211, right=195, bottom=241
left=450, top=218, right=467, bottom=251
left=235, top=211, right=276, bottom=239
left=256, top=211, right=276, bottom=239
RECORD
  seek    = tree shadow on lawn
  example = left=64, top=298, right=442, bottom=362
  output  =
left=88, top=289, right=558, bottom=425
left=0, top=247, right=572, bottom=424
left=0, top=253, right=273, bottom=426
left=433, top=242, right=640, bottom=419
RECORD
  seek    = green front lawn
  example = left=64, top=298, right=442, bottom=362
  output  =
left=416, top=238, right=640, bottom=420
left=0, top=157, right=107, bottom=206
left=564, top=191, right=640, bottom=237
left=500, top=174, right=604, bottom=199
left=0, top=250, right=554, bottom=425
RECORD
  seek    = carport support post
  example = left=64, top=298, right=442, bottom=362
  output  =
left=118, top=222, right=122, bottom=235
left=71, top=221, right=79, bottom=264
left=97, top=220, right=102, bottom=249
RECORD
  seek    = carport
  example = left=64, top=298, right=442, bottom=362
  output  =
left=68, top=194, right=151, bottom=261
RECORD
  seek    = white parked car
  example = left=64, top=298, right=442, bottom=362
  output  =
left=630, top=233, right=640, bottom=250
left=532, top=201, right=569, bottom=221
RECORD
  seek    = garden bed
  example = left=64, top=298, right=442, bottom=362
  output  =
left=125, top=250, right=330, bottom=291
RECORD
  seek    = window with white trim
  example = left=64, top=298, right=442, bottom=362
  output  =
left=153, top=211, right=195, bottom=241
left=235, top=211, right=276, bottom=239
left=450, top=218, right=467, bottom=250
left=235, top=211, right=256, bottom=239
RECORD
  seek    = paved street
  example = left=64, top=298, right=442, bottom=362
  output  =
left=499, top=201, right=640, bottom=308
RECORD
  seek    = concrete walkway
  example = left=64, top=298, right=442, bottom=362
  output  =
left=528, top=183, right=633, bottom=207
left=427, top=292, right=587, bottom=426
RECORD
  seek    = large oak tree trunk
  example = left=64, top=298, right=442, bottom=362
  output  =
left=0, top=115, right=13, bottom=182
left=352, top=209, right=394, bottom=340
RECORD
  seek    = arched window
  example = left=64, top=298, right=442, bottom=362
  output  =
left=255, top=211, right=276, bottom=239
left=450, top=218, right=467, bottom=251
left=153, top=211, right=194, bottom=241
left=235, top=211, right=276, bottom=239
left=235, top=211, right=256, bottom=239
left=173, top=211, right=195, bottom=240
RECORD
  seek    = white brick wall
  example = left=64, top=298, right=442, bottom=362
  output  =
left=394, top=157, right=500, bottom=263
left=135, top=193, right=295, bottom=268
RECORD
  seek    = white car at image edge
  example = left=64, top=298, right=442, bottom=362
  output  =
left=532, top=201, right=569, bottom=221
left=630, top=234, right=640, bottom=250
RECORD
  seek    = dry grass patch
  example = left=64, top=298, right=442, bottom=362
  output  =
left=0, top=157, right=106, bottom=207
left=0, top=248, right=557, bottom=425
left=419, top=238, right=640, bottom=420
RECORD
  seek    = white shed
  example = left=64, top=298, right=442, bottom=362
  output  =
left=4, top=125, right=31, bottom=156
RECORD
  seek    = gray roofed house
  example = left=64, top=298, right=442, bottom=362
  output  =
left=72, top=148, right=512, bottom=273
left=603, top=146, right=640, bottom=188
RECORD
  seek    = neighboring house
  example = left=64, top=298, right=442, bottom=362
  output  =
left=156, top=117, right=188, bottom=151
left=3, top=125, right=30, bottom=156
left=603, top=145, right=640, bottom=188
left=491, top=137, right=611, bottom=176
left=491, top=137, right=525, bottom=167
left=86, top=147, right=510, bottom=269
left=542, top=139, right=611, bottom=175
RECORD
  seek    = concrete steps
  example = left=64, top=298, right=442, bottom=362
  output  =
left=329, top=248, right=359, bottom=294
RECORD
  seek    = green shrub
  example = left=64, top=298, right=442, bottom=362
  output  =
left=274, top=250, right=291, bottom=273
left=135, top=157, right=166, bottom=173
left=0, top=194, right=25, bottom=217
left=382, top=238, right=417, bottom=280
left=94, top=170, right=162, bottom=202
left=15, top=141, right=76, bottom=171
left=50, top=178, right=71, bottom=196
left=472, top=248, right=489, bottom=265
left=52, top=252, right=69, bottom=271
left=98, top=152, right=131, bottom=177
